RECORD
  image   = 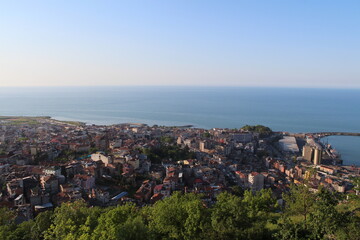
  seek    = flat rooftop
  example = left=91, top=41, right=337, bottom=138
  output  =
left=279, top=136, right=299, bottom=153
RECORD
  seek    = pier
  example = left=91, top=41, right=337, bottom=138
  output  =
left=307, top=132, right=360, bottom=137
left=287, top=132, right=360, bottom=138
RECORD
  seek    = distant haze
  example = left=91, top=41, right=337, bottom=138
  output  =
left=0, top=1, right=359, bottom=88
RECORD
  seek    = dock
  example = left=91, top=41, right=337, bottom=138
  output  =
left=307, top=132, right=360, bottom=137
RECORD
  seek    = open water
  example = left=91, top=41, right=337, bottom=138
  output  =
left=0, top=86, right=359, bottom=165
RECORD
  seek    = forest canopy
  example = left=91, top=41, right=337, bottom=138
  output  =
left=0, top=185, right=359, bottom=240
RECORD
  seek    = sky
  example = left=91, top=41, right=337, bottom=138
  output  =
left=0, top=0, right=359, bottom=88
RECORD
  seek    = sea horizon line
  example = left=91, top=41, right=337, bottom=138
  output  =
left=1, top=85, right=360, bottom=90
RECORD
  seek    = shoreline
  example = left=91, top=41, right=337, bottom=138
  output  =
left=0, top=115, right=197, bottom=129
left=1, top=115, right=359, bottom=167
left=2, top=115, right=360, bottom=135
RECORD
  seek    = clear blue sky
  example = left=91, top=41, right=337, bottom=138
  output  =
left=0, top=0, right=359, bottom=87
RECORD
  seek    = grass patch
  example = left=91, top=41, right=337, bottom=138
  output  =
left=0, top=116, right=51, bottom=125
left=55, top=120, right=85, bottom=126
left=336, top=199, right=360, bottom=217
left=0, top=116, right=84, bottom=126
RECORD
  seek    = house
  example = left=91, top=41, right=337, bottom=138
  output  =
left=153, top=184, right=171, bottom=198
left=122, top=163, right=134, bottom=176
left=150, top=193, right=164, bottom=204
left=7, top=179, right=23, bottom=198
left=70, top=143, right=90, bottom=153
left=57, top=184, right=83, bottom=204
left=90, top=188, right=110, bottom=204
left=235, top=171, right=248, bottom=187
left=248, top=172, right=264, bottom=191
left=127, top=158, right=139, bottom=170
left=91, top=153, right=111, bottom=166
left=134, top=180, right=154, bottom=202
left=14, top=194, right=25, bottom=206
left=40, top=175, right=59, bottom=194
left=28, top=186, right=50, bottom=206
left=74, top=174, right=95, bottom=190
left=44, top=166, right=61, bottom=176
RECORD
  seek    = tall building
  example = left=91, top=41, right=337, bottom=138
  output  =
left=302, top=144, right=322, bottom=165
left=199, top=141, right=206, bottom=152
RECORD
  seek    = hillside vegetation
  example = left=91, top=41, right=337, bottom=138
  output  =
left=0, top=184, right=359, bottom=240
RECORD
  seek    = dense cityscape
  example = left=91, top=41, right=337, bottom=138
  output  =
left=2, top=0, right=360, bottom=239
left=0, top=116, right=359, bottom=239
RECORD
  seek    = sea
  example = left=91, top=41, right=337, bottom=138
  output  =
left=0, top=86, right=359, bottom=165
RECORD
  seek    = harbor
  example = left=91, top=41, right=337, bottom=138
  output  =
left=306, top=133, right=360, bottom=166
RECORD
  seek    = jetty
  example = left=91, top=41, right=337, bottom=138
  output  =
left=307, top=132, right=360, bottom=137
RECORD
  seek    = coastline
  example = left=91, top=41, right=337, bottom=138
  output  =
left=0, top=115, right=196, bottom=128
left=0, top=116, right=85, bottom=126
left=1, top=115, right=360, bottom=166
left=2, top=115, right=360, bottom=135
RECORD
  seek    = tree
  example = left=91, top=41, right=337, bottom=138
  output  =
left=7, top=220, right=34, bottom=240
left=230, top=185, right=244, bottom=197
left=141, top=143, right=195, bottom=164
left=0, top=207, right=16, bottom=240
left=241, top=125, right=272, bottom=135
left=147, top=192, right=209, bottom=240
left=276, top=185, right=335, bottom=240
left=274, top=216, right=306, bottom=240
left=307, top=187, right=342, bottom=239
left=2, top=185, right=359, bottom=240
left=44, top=200, right=91, bottom=240
left=282, top=184, right=315, bottom=224
left=160, top=136, right=174, bottom=144
left=334, top=216, right=360, bottom=240
left=89, top=147, right=99, bottom=154
left=242, top=189, right=277, bottom=219
left=211, top=192, right=250, bottom=239
left=31, top=211, right=54, bottom=240
left=202, top=132, right=211, bottom=138
left=91, top=204, right=147, bottom=240
left=0, top=207, right=15, bottom=226
left=350, top=176, right=360, bottom=196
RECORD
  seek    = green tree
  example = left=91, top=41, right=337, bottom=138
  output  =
left=147, top=192, right=209, bottom=240
left=306, top=187, right=342, bottom=239
left=241, top=125, right=272, bottom=135
left=7, top=220, right=35, bottom=240
left=160, top=136, right=174, bottom=144
left=210, top=192, right=251, bottom=239
left=202, top=132, right=211, bottom=138
left=276, top=184, right=326, bottom=240
left=334, top=216, right=360, bottom=240
left=0, top=207, right=16, bottom=240
left=282, top=184, right=315, bottom=224
left=91, top=204, right=147, bottom=240
left=230, top=185, right=244, bottom=197
left=350, top=176, right=360, bottom=195
left=44, top=200, right=90, bottom=240
left=31, top=211, right=54, bottom=240
left=274, top=216, right=307, bottom=240
left=141, top=144, right=195, bottom=164
left=243, top=189, right=277, bottom=219
left=89, top=147, right=99, bottom=154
